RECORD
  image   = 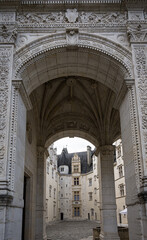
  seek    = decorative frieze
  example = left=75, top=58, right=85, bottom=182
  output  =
left=17, top=10, right=127, bottom=28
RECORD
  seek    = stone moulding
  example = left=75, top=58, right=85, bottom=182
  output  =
left=14, top=32, right=133, bottom=86
left=21, top=0, right=122, bottom=5
left=0, top=194, right=13, bottom=205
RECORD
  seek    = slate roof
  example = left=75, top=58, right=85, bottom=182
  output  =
left=57, top=148, right=94, bottom=174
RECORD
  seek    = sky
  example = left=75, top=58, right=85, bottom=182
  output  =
left=54, top=137, right=95, bottom=154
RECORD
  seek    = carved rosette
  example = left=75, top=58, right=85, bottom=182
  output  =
left=133, top=46, right=147, bottom=177
left=0, top=47, right=12, bottom=178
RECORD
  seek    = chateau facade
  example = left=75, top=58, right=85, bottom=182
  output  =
left=0, top=1, right=147, bottom=239
left=46, top=140, right=127, bottom=225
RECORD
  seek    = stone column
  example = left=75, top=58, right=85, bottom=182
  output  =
left=35, top=146, right=47, bottom=240
left=98, top=145, right=120, bottom=240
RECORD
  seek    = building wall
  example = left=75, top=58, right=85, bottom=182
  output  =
left=46, top=144, right=59, bottom=222
left=24, top=111, right=38, bottom=240
left=59, top=173, right=72, bottom=220
left=114, top=139, right=128, bottom=225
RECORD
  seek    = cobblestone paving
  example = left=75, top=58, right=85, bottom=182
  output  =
left=47, top=220, right=99, bottom=240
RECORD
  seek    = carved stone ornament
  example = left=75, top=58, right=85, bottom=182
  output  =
left=65, top=9, right=78, bottom=23
left=127, top=24, right=147, bottom=43
left=134, top=46, right=147, bottom=172
left=0, top=25, right=17, bottom=44
left=17, top=11, right=127, bottom=27
left=0, top=12, right=15, bottom=23
left=0, top=47, right=12, bottom=176
left=126, top=81, right=143, bottom=188
left=128, top=11, right=145, bottom=21
left=96, top=145, right=115, bottom=156
left=66, top=28, right=79, bottom=48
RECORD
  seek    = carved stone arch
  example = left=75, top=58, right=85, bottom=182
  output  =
left=14, top=31, right=133, bottom=93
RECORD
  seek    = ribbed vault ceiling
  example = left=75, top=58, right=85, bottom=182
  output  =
left=30, top=76, right=123, bottom=147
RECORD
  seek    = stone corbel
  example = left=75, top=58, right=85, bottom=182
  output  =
left=12, top=80, right=32, bottom=110
left=66, top=28, right=79, bottom=49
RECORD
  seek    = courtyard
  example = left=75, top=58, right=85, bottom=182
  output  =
left=46, top=220, right=99, bottom=240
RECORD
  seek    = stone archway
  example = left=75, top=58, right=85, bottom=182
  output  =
left=14, top=33, right=140, bottom=240
left=1, top=24, right=146, bottom=240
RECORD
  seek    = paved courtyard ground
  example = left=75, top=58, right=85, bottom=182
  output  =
left=47, top=220, right=99, bottom=240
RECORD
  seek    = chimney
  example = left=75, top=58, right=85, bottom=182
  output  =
left=87, top=146, right=91, bottom=165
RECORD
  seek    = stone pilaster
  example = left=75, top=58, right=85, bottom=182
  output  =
left=127, top=8, right=147, bottom=186
left=98, top=145, right=120, bottom=240
left=36, top=146, right=47, bottom=240
left=0, top=45, right=14, bottom=239
left=126, top=10, right=147, bottom=237
left=125, top=79, right=143, bottom=190
left=0, top=46, right=13, bottom=196
left=120, top=78, right=147, bottom=240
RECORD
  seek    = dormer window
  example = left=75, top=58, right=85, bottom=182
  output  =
left=73, top=165, right=79, bottom=173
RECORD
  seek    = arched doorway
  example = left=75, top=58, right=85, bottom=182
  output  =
left=6, top=33, right=145, bottom=240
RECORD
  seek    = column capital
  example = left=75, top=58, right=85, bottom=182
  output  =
left=98, top=145, right=115, bottom=156
left=37, top=146, right=46, bottom=154
left=12, top=80, right=32, bottom=110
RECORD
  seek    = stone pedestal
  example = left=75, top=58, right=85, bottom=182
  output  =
left=93, top=227, right=129, bottom=240
left=98, top=145, right=120, bottom=240
left=35, top=147, right=47, bottom=240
